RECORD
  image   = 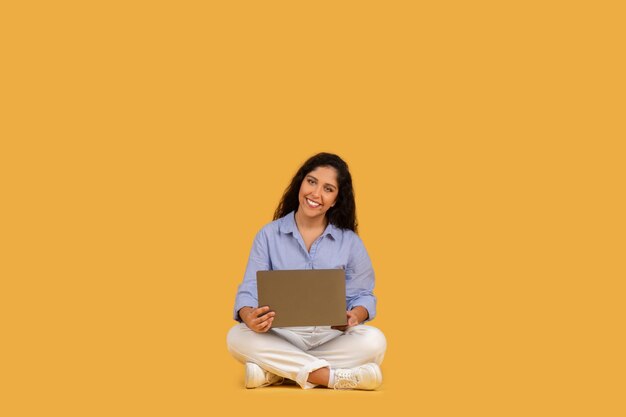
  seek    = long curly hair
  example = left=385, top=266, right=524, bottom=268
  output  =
left=273, top=152, right=358, bottom=233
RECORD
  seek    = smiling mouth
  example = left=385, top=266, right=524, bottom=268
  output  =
left=305, top=198, right=321, bottom=208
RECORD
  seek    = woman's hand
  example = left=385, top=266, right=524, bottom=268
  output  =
left=331, top=306, right=369, bottom=331
left=239, top=306, right=275, bottom=333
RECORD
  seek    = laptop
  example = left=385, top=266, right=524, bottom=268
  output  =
left=256, top=269, right=347, bottom=327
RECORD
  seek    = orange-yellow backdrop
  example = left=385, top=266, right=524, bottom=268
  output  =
left=1, top=1, right=624, bottom=416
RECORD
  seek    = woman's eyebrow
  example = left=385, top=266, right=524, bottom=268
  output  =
left=307, top=175, right=337, bottom=189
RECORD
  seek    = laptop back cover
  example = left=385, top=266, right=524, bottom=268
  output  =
left=257, top=269, right=347, bottom=327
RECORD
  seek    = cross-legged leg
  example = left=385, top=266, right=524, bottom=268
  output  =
left=227, top=323, right=330, bottom=389
left=305, top=325, right=387, bottom=388
left=308, top=325, right=387, bottom=369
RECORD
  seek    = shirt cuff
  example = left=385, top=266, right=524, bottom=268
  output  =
left=348, top=298, right=376, bottom=322
left=233, top=295, right=259, bottom=322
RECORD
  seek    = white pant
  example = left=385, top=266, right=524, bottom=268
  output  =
left=226, top=323, right=387, bottom=389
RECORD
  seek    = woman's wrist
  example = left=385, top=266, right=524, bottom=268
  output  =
left=238, top=306, right=253, bottom=322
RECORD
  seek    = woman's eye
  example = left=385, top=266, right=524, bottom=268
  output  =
left=308, top=179, right=315, bottom=184
left=325, top=188, right=333, bottom=192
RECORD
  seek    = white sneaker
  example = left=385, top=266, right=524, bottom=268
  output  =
left=332, top=363, right=382, bottom=390
left=245, top=362, right=284, bottom=389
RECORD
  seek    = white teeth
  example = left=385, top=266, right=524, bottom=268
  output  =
left=307, top=198, right=320, bottom=207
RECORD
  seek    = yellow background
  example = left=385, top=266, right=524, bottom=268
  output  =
left=1, top=1, right=624, bottom=416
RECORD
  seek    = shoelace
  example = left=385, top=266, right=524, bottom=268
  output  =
left=333, top=369, right=358, bottom=389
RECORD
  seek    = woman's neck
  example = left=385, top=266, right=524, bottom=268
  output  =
left=294, top=209, right=327, bottom=232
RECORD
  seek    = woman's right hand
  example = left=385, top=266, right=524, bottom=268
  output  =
left=238, top=306, right=275, bottom=333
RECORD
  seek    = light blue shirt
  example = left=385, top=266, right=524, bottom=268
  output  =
left=233, top=211, right=377, bottom=322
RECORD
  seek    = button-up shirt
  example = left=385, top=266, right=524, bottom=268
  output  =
left=233, top=211, right=377, bottom=322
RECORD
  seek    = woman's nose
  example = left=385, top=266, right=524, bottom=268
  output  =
left=311, top=186, right=322, bottom=197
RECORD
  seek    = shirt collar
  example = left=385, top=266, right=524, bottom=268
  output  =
left=279, top=211, right=339, bottom=240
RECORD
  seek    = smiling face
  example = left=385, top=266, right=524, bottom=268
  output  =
left=298, top=165, right=339, bottom=221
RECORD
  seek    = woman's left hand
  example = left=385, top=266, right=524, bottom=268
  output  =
left=331, top=306, right=368, bottom=331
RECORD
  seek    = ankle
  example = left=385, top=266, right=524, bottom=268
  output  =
left=307, top=366, right=331, bottom=386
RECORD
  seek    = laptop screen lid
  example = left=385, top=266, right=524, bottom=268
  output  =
left=256, top=269, right=347, bottom=327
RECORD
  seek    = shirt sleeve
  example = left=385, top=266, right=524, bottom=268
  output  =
left=345, top=235, right=377, bottom=322
left=232, top=229, right=270, bottom=322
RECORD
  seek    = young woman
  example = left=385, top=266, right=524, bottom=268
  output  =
left=226, top=152, right=386, bottom=390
